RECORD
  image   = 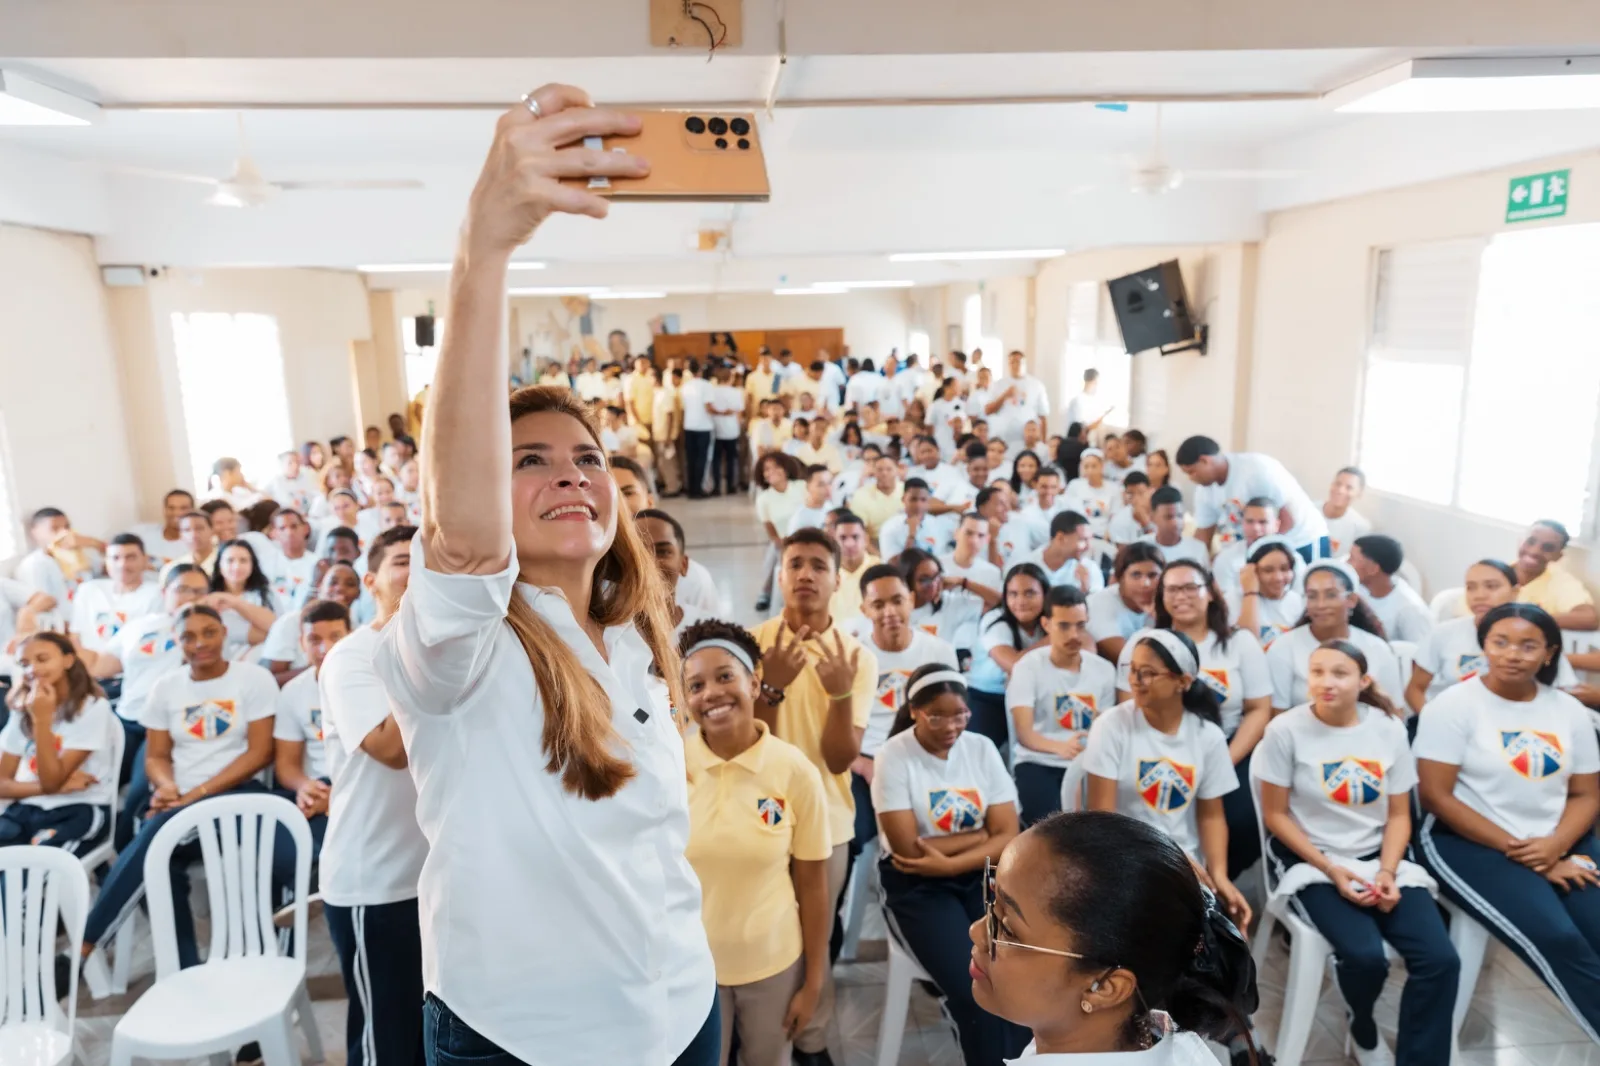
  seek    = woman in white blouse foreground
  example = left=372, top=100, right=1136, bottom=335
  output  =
left=374, top=84, right=717, bottom=1066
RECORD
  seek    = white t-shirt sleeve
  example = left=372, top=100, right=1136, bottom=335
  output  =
left=870, top=739, right=914, bottom=814
left=1416, top=625, right=1446, bottom=680
left=1412, top=692, right=1473, bottom=766
left=320, top=631, right=393, bottom=749
left=274, top=685, right=307, bottom=742
left=1196, top=725, right=1239, bottom=800
left=0, top=716, right=27, bottom=758
left=261, top=612, right=301, bottom=663
left=240, top=663, right=280, bottom=722
left=1571, top=705, right=1600, bottom=774
left=1079, top=711, right=1125, bottom=781
left=978, top=736, right=1019, bottom=808
left=139, top=672, right=178, bottom=732
left=1234, top=632, right=1272, bottom=700
left=1193, top=488, right=1221, bottom=529
left=1087, top=597, right=1122, bottom=643
left=1266, top=637, right=1296, bottom=710
left=1005, top=653, right=1038, bottom=710
left=1253, top=718, right=1295, bottom=788
left=1385, top=722, right=1419, bottom=794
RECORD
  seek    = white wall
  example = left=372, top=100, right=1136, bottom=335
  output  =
left=0, top=224, right=138, bottom=554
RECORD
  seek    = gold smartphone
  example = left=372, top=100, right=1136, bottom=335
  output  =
left=559, top=110, right=770, bottom=203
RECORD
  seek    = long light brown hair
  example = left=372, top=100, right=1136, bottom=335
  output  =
left=6, top=632, right=104, bottom=738
left=505, top=386, right=685, bottom=800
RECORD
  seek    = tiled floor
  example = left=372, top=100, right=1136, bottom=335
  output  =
left=65, top=495, right=1600, bottom=1065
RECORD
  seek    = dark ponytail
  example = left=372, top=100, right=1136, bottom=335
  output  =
left=888, top=662, right=967, bottom=739
left=1317, top=639, right=1403, bottom=718
left=1136, top=632, right=1222, bottom=728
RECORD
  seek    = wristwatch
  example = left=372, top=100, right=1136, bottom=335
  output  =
left=759, top=682, right=786, bottom=707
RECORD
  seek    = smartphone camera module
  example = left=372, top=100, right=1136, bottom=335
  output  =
left=685, top=116, right=706, bottom=134
left=730, top=117, right=750, bottom=137
left=707, top=116, right=728, bottom=136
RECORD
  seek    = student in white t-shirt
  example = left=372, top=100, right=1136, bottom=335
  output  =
left=80, top=603, right=278, bottom=968
left=16, top=507, right=104, bottom=610
left=0, top=632, right=116, bottom=851
left=265, top=509, right=320, bottom=614
left=207, top=539, right=280, bottom=653
left=755, top=454, right=809, bottom=613
left=1349, top=534, right=1433, bottom=645
left=1415, top=604, right=1600, bottom=1039
left=1064, top=450, right=1121, bottom=541
left=1086, top=543, right=1164, bottom=664
left=784, top=464, right=834, bottom=537
left=1081, top=629, right=1251, bottom=930
left=1105, top=471, right=1156, bottom=547
left=876, top=478, right=949, bottom=562
left=69, top=533, right=162, bottom=655
left=1009, top=510, right=1104, bottom=595
left=1176, top=436, right=1328, bottom=558
left=1258, top=640, right=1457, bottom=1066
left=132, top=489, right=197, bottom=571
left=319, top=525, right=428, bottom=1066
left=1138, top=485, right=1210, bottom=569
left=1008, top=586, right=1118, bottom=826
left=939, top=513, right=1003, bottom=592
left=1016, top=466, right=1068, bottom=544
left=261, top=561, right=366, bottom=682
left=0, top=579, right=55, bottom=686
left=264, top=449, right=318, bottom=515
left=871, top=665, right=1029, bottom=1064
left=1322, top=466, right=1372, bottom=559
left=901, top=548, right=1000, bottom=668
left=1266, top=561, right=1400, bottom=714
left=967, top=563, right=1051, bottom=762
left=1228, top=536, right=1305, bottom=651
left=355, top=477, right=401, bottom=546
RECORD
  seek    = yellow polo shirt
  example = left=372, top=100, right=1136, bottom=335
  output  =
left=1518, top=564, right=1595, bottom=616
left=627, top=374, right=655, bottom=440
left=752, top=617, right=878, bottom=847
left=685, top=722, right=831, bottom=986
left=829, top=554, right=881, bottom=624
left=796, top=441, right=842, bottom=474
left=848, top=483, right=905, bottom=538
left=745, top=369, right=776, bottom=405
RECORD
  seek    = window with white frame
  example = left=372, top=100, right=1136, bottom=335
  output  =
left=1061, top=280, right=1132, bottom=429
left=171, top=312, right=294, bottom=491
left=402, top=315, right=444, bottom=397
left=1359, top=224, right=1600, bottom=535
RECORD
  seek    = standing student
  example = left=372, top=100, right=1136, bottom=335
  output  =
left=1063, top=450, right=1121, bottom=541
left=871, top=664, right=1029, bottom=1066
left=1258, top=641, right=1458, bottom=1066
left=1416, top=604, right=1600, bottom=1041
left=0, top=633, right=116, bottom=851
left=752, top=529, right=877, bottom=1064
left=1061, top=367, right=1113, bottom=434
left=683, top=363, right=717, bottom=499
left=1266, top=561, right=1402, bottom=714
left=1085, top=542, right=1163, bottom=663
left=80, top=604, right=278, bottom=968
left=636, top=510, right=713, bottom=641
left=1008, top=586, right=1118, bottom=826
left=754, top=454, right=808, bottom=613
left=653, top=367, right=685, bottom=498
left=1176, top=436, right=1329, bottom=559
left=1139, top=485, right=1209, bottom=567
left=1229, top=536, right=1306, bottom=649
left=1081, top=630, right=1251, bottom=929
left=709, top=363, right=745, bottom=497
left=900, top=548, right=999, bottom=669
left=967, top=563, right=1051, bottom=762
left=678, top=621, right=831, bottom=1066
left=1322, top=466, right=1371, bottom=558
left=320, top=525, right=426, bottom=1066
left=1143, top=446, right=1171, bottom=490
left=1350, top=534, right=1433, bottom=644
left=372, top=88, right=716, bottom=1066
left=70, top=534, right=162, bottom=655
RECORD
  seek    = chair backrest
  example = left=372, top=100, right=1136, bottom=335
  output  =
left=1429, top=587, right=1467, bottom=624
left=1389, top=639, right=1419, bottom=699
left=1059, top=757, right=1088, bottom=813
left=1245, top=757, right=1278, bottom=897
left=1397, top=560, right=1426, bottom=600
left=0, top=846, right=89, bottom=1035
left=143, top=793, right=310, bottom=980
left=103, top=714, right=126, bottom=834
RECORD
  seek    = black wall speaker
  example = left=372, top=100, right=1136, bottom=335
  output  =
left=413, top=314, right=436, bottom=349
left=1106, top=261, right=1198, bottom=355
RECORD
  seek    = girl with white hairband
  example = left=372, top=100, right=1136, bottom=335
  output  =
left=676, top=620, right=832, bottom=1066
left=1064, top=448, right=1120, bottom=541
left=872, top=662, right=1029, bottom=1065
left=1228, top=536, right=1305, bottom=649
left=1264, top=559, right=1401, bottom=716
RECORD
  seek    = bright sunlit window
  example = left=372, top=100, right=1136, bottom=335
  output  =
left=402, top=315, right=445, bottom=397
left=961, top=294, right=983, bottom=356
left=907, top=330, right=931, bottom=366
left=171, top=312, right=294, bottom=491
left=1360, top=224, right=1600, bottom=536
left=1061, top=280, right=1132, bottom=427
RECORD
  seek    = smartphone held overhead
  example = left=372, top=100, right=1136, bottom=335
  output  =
left=558, top=110, right=770, bottom=203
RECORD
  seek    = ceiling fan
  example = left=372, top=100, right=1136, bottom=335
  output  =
left=1119, top=104, right=1304, bottom=195
left=113, top=114, right=424, bottom=207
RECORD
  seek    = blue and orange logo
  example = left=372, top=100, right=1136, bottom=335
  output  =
left=1322, top=757, right=1384, bottom=806
left=1502, top=731, right=1564, bottom=780
left=1054, top=692, right=1096, bottom=731
left=877, top=671, right=911, bottom=713
left=137, top=631, right=177, bottom=657
left=1456, top=653, right=1486, bottom=683
left=308, top=707, right=324, bottom=742
left=25, top=735, right=64, bottom=776
left=183, top=699, right=237, bottom=741
left=1199, top=668, right=1231, bottom=701
left=1258, top=623, right=1291, bottom=648
left=929, top=788, right=984, bottom=832
left=757, top=796, right=786, bottom=827
left=1137, top=759, right=1195, bottom=814
left=94, top=611, right=128, bottom=641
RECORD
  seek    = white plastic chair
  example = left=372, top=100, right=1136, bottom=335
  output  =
left=109, top=793, right=323, bottom=1066
left=874, top=908, right=958, bottom=1066
left=1058, top=758, right=1088, bottom=813
left=839, top=838, right=878, bottom=962
left=0, top=847, right=89, bottom=1066
left=1429, top=587, right=1467, bottom=624
left=1389, top=640, right=1418, bottom=702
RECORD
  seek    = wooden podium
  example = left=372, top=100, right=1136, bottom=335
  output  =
left=650, top=328, right=844, bottom=368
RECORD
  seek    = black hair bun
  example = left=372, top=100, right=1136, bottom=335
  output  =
left=1164, top=894, right=1260, bottom=1038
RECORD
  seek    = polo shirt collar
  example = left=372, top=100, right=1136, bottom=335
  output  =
left=692, top=719, right=772, bottom=775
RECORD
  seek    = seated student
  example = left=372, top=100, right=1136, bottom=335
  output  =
left=1211, top=497, right=1304, bottom=604
left=1081, top=630, right=1251, bottom=929
left=967, top=563, right=1051, bottom=761
left=1408, top=560, right=1579, bottom=713
left=986, top=438, right=1013, bottom=485
left=1086, top=543, right=1164, bottom=664
left=355, top=477, right=400, bottom=545
left=1322, top=466, right=1372, bottom=558
left=1231, top=535, right=1306, bottom=650
left=1350, top=534, right=1433, bottom=644
left=1007, top=449, right=1041, bottom=509
left=930, top=442, right=991, bottom=517
left=17, top=507, right=105, bottom=608
left=900, top=548, right=1000, bottom=670
left=208, top=539, right=279, bottom=653
left=939, top=512, right=1002, bottom=591
left=133, top=490, right=196, bottom=571
left=309, top=464, right=356, bottom=523
left=264, top=449, right=317, bottom=515
left=829, top=440, right=878, bottom=506
left=352, top=449, right=383, bottom=504
left=907, top=434, right=961, bottom=502
left=1063, top=449, right=1121, bottom=541
left=679, top=621, right=831, bottom=1066
left=876, top=478, right=949, bottom=562
left=974, top=487, right=1041, bottom=577
left=1101, top=433, right=1146, bottom=484
left=1142, top=443, right=1171, bottom=490
left=796, top=416, right=844, bottom=475
left=70, top=534, right=162, bottom=657
left=0, top=633, right=116, bottom=851
left=606, top=453, right=655, bottom=514
left=781, top=417, right=810, bottom=459
left=201, top=498, right=279, bottom=569
left=79, top=604, right=278, bottom=969
left=259, top=563, right=364, bottom=685
left=1116, top=561, right=1272, bottom=877
left=377, top=500, right=410, bottom=533
left=871, top=664, right=1029, bottom=1066
left=1105, top=472, right=1155, bottom=546
left=1010, top=511, right=1105, bottom=594
left=824, top=510, right=879, bottom=626
left=858, top=565, right=962, bottom=849
left=755, top=454, right=808, bottom=612
left=1008, top=586, right=1118, bottom=827
left=1259, top=641, right=1458, bottom=1066
left=395, top=459, right=423, bottom=523
left=1266, top=561, right=1402, bottom=715
left=207, top=456, right=262, bottom=510
left=1015, top=464, right=1067, bottom=541
left=315, top=490, right=366, bottom=555
left=1416, top=604, right=1600, bottom=1040
left=973, top=812, right=1262, bottom=1065
left=1507, top=520, right=1598, bottom=631
left=848, top=454, right=904, bottom=541
left=1138, top=485, right=1210, bottom=567
left=785, top=465, right=834, bottom=536
left=264, top=509, right=319, bottom=613
left=632, top=509, right=711, bottom=642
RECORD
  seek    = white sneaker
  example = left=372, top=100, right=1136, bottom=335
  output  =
left=1349, top=1034, right=1394, bottom=1066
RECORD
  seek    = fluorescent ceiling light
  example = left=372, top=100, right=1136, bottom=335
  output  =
left=821, top=280, right=915, bottom=289
left=888, top=249, right=1066, bottom=262
left=507, top=286, right=609, bottom=296
left=359, top=261, right=545, bottom=273
left=774, top=287, right=848, bottom=296
left=0, top=70, right=99, bottom=126
left=592, top=291, right=667, bottom=300
left=1328, top=56, right=1600, bottom=113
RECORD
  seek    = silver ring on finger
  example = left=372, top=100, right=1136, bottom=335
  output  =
left=521, top=92, right=542, bottom=119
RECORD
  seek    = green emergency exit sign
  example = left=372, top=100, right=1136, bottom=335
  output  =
left=1506, top=169, right=1569, bottom=223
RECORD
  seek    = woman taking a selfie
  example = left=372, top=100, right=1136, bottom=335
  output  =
left=374, top=85, right=716, bottom=1066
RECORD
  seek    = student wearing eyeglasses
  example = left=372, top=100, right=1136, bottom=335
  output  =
left=871, top=663, right=1029, bottom=1065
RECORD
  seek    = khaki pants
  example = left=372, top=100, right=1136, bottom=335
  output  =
left=794, top=842, right=849, bottom=1054
left=717, top=956, right=805, bottom=1066
left=653, top=436, right=683, bottom=496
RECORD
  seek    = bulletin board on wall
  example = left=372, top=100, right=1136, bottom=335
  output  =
left=650, top=328, right=845, bottom=369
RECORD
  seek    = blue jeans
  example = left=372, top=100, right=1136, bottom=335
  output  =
left=424, top=988, right=720, bottom=1066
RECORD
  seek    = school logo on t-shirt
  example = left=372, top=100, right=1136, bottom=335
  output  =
left=25, top=735, right=64, bottom=775
left=756, top=796, right=786, bottom=827
left=928, top=787, right=984, bottom=832
left=919, top=623, right=939, bottom=636
left=1258, top=624, right=1290, bottom=649
left=137, top=631, right=178, bottom=657
left=1198, top=668, right=1231, bottom=701
left=1084, top=499, right=1107, bottom=520
left=95, top=611, right=129, bottom=641
left=1501, top=731, right=1564, bottom=780
left=1322, top=757, right=1384, bottom=806
left=308, top=707, right=324, bottom=742
left=1219, top=499, right=1246, bottom=544
left=1137, top=758, right=1196, bottom=814
left=1054, top=692, right=1096, bottom=731
left=877, top=671, right=911, bottom=714
left=1455, top=653, right=1487, bottom=683
left=272, top=575, right=307, bottom=602
left=183, top=699, right=237, bottom=740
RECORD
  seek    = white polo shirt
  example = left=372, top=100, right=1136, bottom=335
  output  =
left=374, top=540, right=714, bottom=1064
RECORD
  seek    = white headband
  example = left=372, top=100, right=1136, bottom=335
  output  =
left=908, top=669, right=967, bottom=702
left=1136, top=628, right=1199, bottom=676
left=1246, top=534, right=1295, bottom=563
left=1081, top=448, right=1105, bottom=461
left=1303, top=558, right=1361, bottom=593
left=685, top=638, right=755, bottom=675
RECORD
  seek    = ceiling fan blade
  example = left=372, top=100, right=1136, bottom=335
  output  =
left=1182, top=169, right=1306, bottom=181
left=276, top=179, right=425, bottom=192
left=109, top=165, right=223, bottom=187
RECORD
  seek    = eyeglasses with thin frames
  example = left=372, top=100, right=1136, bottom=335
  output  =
left=983, top=858, right=1086, bottom=963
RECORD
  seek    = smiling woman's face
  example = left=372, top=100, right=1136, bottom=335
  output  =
left=682, top=647, right=759, bottom=739
left=510, top=410, right=617, bottom=572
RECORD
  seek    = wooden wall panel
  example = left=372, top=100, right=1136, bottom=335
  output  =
left=649, top=327, right=844, bottom=367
